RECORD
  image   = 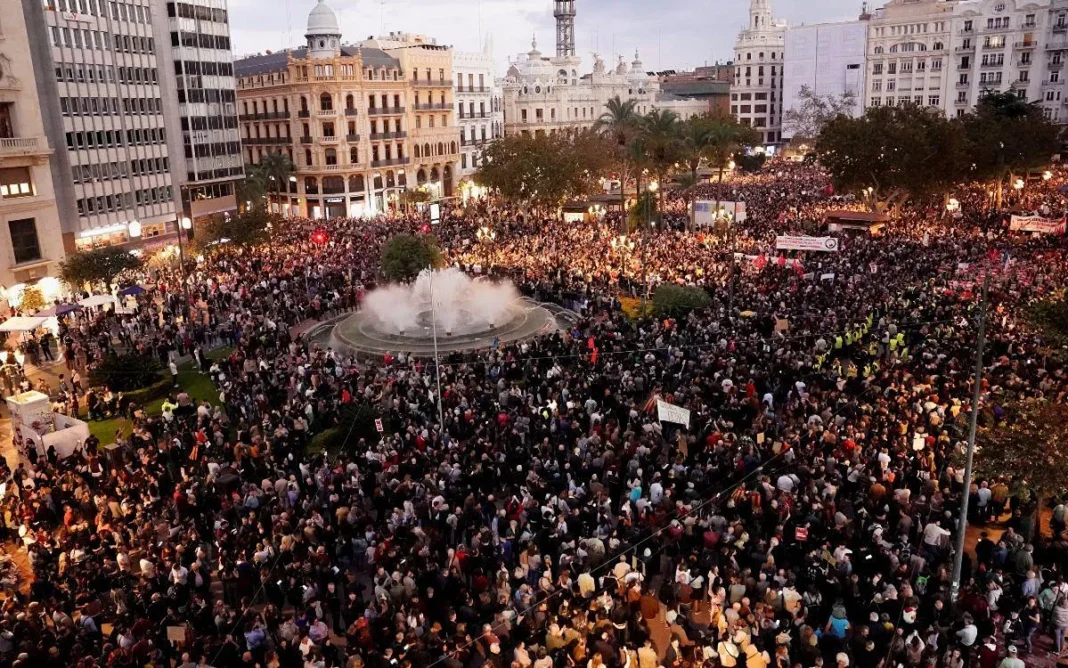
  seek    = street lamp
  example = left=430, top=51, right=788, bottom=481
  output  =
left=946, top=198, right=960, bottom=213
left=1043, top=170, right=1053, bottom=181
left=176, top=216, right=193, bottom=315
left=1013, top=178, right=1025, bottom=191
left=476, top=225, right=496, bottom=270
left=127, top=220, right=142, bottom=239
left=610, top=234, right=635, bottom=289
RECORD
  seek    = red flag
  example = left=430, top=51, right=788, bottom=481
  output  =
left=793, top=259, right=804, bottom=275
left=587, top=336, right=596, bottom=350
left=590, top=347, right=599, bottom=364
left=754, top=254, right=767, bottom=271
left=987, top=248, right=999, bottom=263
left=777, top=255, right=786, bottom=268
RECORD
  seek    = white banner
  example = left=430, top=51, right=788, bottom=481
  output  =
left=775, top=235, right=840, bottom=252
left=694, top=200, right=747, bottom=226
left=1010, top=214, right=1066, bottom=235
left=656, top=400, right=691, bottom=428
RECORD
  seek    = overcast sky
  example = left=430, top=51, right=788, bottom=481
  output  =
left=228, top=0, right=865, bottom=72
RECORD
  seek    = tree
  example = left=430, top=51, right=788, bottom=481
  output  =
left=734, top=152, right=767, bottom=173
left=594, top=96, right=642, bottom=214
left=961, top=92, right=1061, bottom=208
left=782, top=85, right=858, bottom=145
left=674, top=171, right=700, bottom=231
left=703, top=115, right=761, bottom=182
left=642, top=108, right=681, bottom=212
left=258, top=151, right=296, bottom=211
left=20, top=286, right=45, bottom=313
left=89, top=353, right=164, bottom=392
left=381, top=234, right=443, bottom=283
left=60, top=246, right=144, bottom=290
left=236, top=165, right=270, bottom=214
left=475, top=129, right=611, bottom=211
left=652, top=284, right=711, bottom=317
left=400, top=188, right=432, bottom=211
left=194, top=209, right=271, bottom=250
left=1028, top=291, right=1068, bottom=347
left=628, top=191, right=661, bottom=231
left=816, top=104, right=966, bottom=211
left=973, top=398, right=1068, bottom=500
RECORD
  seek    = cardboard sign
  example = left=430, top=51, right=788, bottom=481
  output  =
left=795, top=527, right=809, bottom=542
left=374, top=418, right=384, bottom=433
left=656, top=400, right=691, bottom=428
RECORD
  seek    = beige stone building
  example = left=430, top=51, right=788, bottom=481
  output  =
left=234, top=1, right=459, bottom=218
left=0, top=0, right=65, bottom=289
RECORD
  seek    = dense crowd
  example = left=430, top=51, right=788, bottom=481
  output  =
left=0, top=161, right=1066, bottom=668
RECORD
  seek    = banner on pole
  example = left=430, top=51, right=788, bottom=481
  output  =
left=775, top=235, right=840, bottom=252
left=1009, top=214, right=1066, bottom=235
left=656, top=400, right=691, bottom=428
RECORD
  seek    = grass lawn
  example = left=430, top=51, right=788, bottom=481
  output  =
left=84, top=348, right=230, bottom=445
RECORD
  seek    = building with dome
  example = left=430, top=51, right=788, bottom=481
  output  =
left=733, top=0, right=788, bottom=147
left=499, top=2, right=707, bottom=138
left=234, top=0, right=460, bottom=218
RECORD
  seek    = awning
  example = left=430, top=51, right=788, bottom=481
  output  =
left=0, top=316, right=49, bottom=332
left=78, top=294, right=116, bottom=308
left=37, top=304, right=82, bottom=317
left=823, top=209, right=888, bottom=223
left=118, top=285, right=146, bottom=296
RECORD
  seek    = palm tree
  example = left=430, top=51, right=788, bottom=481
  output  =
left=594, top=96, right=641, bottom=218
left=677, top=117, right=713, bottom=230
left=703, top=118, right=759, bottom=182
left=258, top=151, right=296, bottom=212
left=642, top=109, right=680, bottom=214
left=236, top=165, right=270, bottom=213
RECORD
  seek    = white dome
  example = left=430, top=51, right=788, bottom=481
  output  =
left=306, top=0, right=341, bottom=38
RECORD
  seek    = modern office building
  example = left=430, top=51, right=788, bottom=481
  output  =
left=1043, top=0, right=1068, bottom=123
left=0, top=0, right=66, bottom=288
left=782, top=20, right=868, bottom=142
left=234, top=1, right=461, bottom=218
left=732, top=0, right=788, bottom=147
left=159, top=0, right=243, bottom=223
left=23, top=0, right=183, bottom=251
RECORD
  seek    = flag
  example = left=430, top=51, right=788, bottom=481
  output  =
left=590, top=347, right=599, bottom=364
left=587, top=336, right=596, bottom=350
left=777, top=255, right=786, bottom=268
left=793, top=259, right=804, bottom=276
left=492, top=336, right=500, bottom=350
left=754, top=253, right=767, bottom=271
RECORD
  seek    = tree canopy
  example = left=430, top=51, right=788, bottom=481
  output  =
left=783, top=85, right=858, bottom=144
left=380, top=234, right=443, bottom=283
left=815, top=104, right=966, bottom=207
left=475, top=129, right=612, bottom=210
left=195, top=209, right=272, bottom=250
left=973, top=398, right=1068, bottom=498
left=60, top=246, right=145, bottom=289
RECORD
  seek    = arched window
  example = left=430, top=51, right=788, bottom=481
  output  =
left=874, top=46, right=884, bottom=54
left=414, top=144, right=421, bottom=158
left=437, top=142, right=444, bottom=155
left=320, top=93, right=332, bottom=111
left=304, top=148, right=312, bottom=165
left=300, top=96, right=309, bottom=112
left=325, top=148, right=337, bottom=165
left=304, top=176, right=318, bottom=193
left=349, top=175, right=365, bottom=191
left=450, top=141, right=457, bottom=154
left=345, top=94, right=355, bottom=110
left=417, top=169, right=427, bottom=184
left=424, top=142, right=431, bottom=157
left=890, top=44, right=898, bottom=53
left=430, top=166, right=440, bottom=181
left=373, top=174, right=383, bottom=189
left=350, top=147, right=359, bottom=164
left=386, top=171, right=396, bottom=188
left=323, top=176, right=344, bottom=193
left=933, top=41, right=943, bottom=50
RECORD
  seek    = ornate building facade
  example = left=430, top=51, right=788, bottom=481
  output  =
left=732, top=0, right=788, bottom=147
left=499, top=2, right=706, bottom=138
left=234, top=1, right=459, bottom=218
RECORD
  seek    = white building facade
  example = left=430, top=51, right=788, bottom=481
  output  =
left=0, top=0, right=66, bottom=289
left=782, top=20, right=868, bottom=142
left=453, top=41, right=502, bottom=178
left=732, top=0, right=788, bottom=146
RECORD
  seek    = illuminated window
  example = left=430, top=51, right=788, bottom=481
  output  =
left=0, top=167, right=33, bottom=198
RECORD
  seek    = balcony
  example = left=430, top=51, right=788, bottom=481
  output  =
left=413, top=79, right=452, bottom=88
left=958, top=61, right=972, bottom=70
left=243, top=136, right=291, bottom=145
left=367, top=106, right=405, bottom=115
left=956, top=45, right=976, bottom=52
left=346, top=134, right=361, bottom=142
left=1050, top=61, right=1065, bottom=70
left=414, top=103, right=451, bottom=111
left=959, top=27, right=974, bottom=34
left=1055, top=24, right=1068, bottom=33
left=956, top=80, right=971, bottom=88
left=300, top=136, right=313, bottom=144
left=980, top=60, right=1005, bottom=68
left=1015, top=41, right=1037, bottom=50
left=345, top=108, right=358, bottom=116
left=318, top=164, right=345, bottom=172
left=982, top=41, right=1007, bottom=50
left=369, top=131, right=408, bottom=140
left=320, top=135, right=340, bottom=143
left=298, top=110, right=310, bottom=118
left=317, top=109, right=335, bottom=117
left=238, top=111, right=291, bottom=121
left=0, top=136, right=48, bottom=156
left=371, top=157, right=410, bottom=167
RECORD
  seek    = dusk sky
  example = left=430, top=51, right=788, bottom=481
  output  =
left=228, top=0, right=866, bottom=72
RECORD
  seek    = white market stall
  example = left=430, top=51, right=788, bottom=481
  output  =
left=6, top=391, right=89, bottom=460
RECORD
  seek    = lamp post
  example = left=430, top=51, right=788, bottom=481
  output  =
left=610, top=234, right=635, bottom=293
left=177, top=216, right=193, bottom=316
left=476, top=225, right=496, bottom=272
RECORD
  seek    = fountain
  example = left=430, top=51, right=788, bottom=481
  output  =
left=330, top=268, right=562, bottom=356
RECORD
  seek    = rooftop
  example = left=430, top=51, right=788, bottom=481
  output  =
left=234, top=47, right=400, bottom=77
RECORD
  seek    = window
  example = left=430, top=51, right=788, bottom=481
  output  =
left=0, top=168, right=33, bottom=199
left=928, top=95, right=940, bottom=106
left=8, top=218, right=41, bottom=264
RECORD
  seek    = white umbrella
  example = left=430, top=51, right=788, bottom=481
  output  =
left=0, top=316, right=49, bottom=332
left=78, top=294, right=116, bottom=308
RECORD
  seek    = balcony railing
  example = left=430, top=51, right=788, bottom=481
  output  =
left=320, top=135, right=340, bottom=143
left=317, top=109, right=335, bottom=117
left=0, top=136, right=45, bottom=155
left=369, top=131, right=407, bottom=140
left=1015, top=41, right=1037, bottom=49
left=345, top=108, right=358, bottom=116
left=979, top=61, right=1005, bottom=68
left=982, top=41, right=1007, bottom=50
left=413, top=79, right=452, bottom=88
left=243, top=136, right=291, bottom=145
left=1050, top=61, right=1065, bottom=70
left=371, top=157, right=410, bottom=167
left=414, top=103, right=451, bottom=111
left=300, top=136, right=313, bottom=144
left=239, top=111, right=291, bottom=121
left=346, top=134, right=361, bottom=142
left=956, top=45, right=976, bottom=52
left=367, top=106, right=405, bottom=115
left=298, top=110, right=310, bottom=118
